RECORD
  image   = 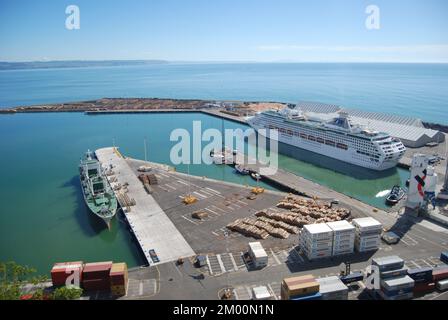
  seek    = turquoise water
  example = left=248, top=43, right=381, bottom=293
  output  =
left=0, top=112, right=408, bottom=274
left=1, top=63, right=447, bottom=124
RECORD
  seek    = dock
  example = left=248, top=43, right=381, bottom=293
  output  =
left=95, top=147, right=195, bottom=265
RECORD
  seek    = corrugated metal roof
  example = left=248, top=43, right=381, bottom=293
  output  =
left=296, top=101, right=341, bottom=114
left=344, top=108, right=424, bottom=127
left=293, top=101, right=444, bottom=146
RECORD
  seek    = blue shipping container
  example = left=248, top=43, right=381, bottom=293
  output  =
left=290, top=292, right=322, bottom=301
left=441, top=252, right=448, bottom=265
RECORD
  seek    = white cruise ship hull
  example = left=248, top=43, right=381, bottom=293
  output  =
left=249, top=121, right=400, bottom=171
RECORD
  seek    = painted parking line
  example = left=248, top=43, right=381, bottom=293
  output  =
left=181, top=215, right=199, bottom=226
left=270, top=249, right=281, bottom=265
left=406, top=260, right=421, bottom=268
left=164, top=184, right=177, bottom=190
left=206, top=256, right=213, bottom=276
left=204, top=207, right=220, bottom=217
left=158, top=172, right=170, bottom=178
left=417, top=259, right=435, bottom=268
left=428, top=257, right=441, bottom=265
left=158, top=186, right=170, bottom=192
left=176, top=180, right=189, bottom=186
left=205, top=187, right=221, bottom=194
left=229, top=253, right=239, bottom=271
left=198, top=189, right=214, bottom=196
left=210, top=205, right=227, bottom=213
left=237, top=199, right=248, bottom=206
left=193, top=191, right=208, bottom=199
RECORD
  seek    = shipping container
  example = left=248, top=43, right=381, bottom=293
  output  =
left=83, top=261, right=113, bottom=281
left=436, top=278, right=448, bottom=291
left=51, top=261, right=83, bottom=287
left=316, top=276, right=348, bottom=300
left=381, top=275, right=415, bottom=292
left=351, top=217, right=382, bottom=232
left=281, top=275, right=319, bottom=299
left=440, top=252, right=448, bottom=265
left=377, top=290, right=413, bottom=301
left=82, top=278, right=110, bottom=291
left=380, top=267, right=408, bottom=280
left=110, top=262, right=128, bottom=286
left=433, top=266, right=448, bottom=282
left=407, top=267, right=433, bottom=283
left=247, top=242, right=268, bottom=268
left=290, top=292, right=322, bottom=301
left=372, top=256, right=405, bottom=272
left=413, top=282, right=435, bottom=294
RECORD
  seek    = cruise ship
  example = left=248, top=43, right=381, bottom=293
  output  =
left=79, top=150, right=118, bottom=229
left=247, top=108, right=406, bottom=171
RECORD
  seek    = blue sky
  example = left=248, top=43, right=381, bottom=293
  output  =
left=0, top=0, right=447, bottom=62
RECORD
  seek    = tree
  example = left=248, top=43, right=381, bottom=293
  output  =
left=52, top=286, right=83, bottom=300
left=0, top=261, right=53, bottom=300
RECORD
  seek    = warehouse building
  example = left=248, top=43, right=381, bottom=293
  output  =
left=294, top=101, right=445, bottom=148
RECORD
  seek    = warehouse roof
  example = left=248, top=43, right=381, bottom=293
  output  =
left=295, top=101, right=444, bottom=148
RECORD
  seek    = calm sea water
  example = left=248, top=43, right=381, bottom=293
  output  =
left=0, top=112, right=408, bottom=274
left=0, top=63, right=447, bottom=124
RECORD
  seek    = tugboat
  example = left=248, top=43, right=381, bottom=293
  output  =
left=385, top=185, right=405, bottom=206
left=79, top=150, right=118, bottom=229
left=235, top=164, right=250, bottom=175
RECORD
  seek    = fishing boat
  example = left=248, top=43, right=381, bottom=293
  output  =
left=385, top=185, right=405, bottom=206
left=79, top=150, right=118, bottom=229
left=235, top=164, right=250, bottom=175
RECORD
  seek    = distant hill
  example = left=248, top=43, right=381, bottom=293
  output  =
left=0, top=60, right=168, bottom=70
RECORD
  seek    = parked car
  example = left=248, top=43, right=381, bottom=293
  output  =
left=149, top=249, right=160, bottom=263
left=382, top=231, right=400, bottom=245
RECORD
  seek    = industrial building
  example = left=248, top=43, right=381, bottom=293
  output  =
left=294, top=101, right=445, bottom=148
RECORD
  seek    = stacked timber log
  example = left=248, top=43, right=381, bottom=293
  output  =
left=255, top=210, right=310, bottom=227
left=226, top=195, right=351, bottom=240
left=241, top=218, right=290, bottom=239
left=257, top=216, right=300, bottom=234
left=226, top=219, right=269, bottom=239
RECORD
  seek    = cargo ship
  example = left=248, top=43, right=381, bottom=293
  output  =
left=247, top=107, right=406, bottom=171
left=79, top=150, right=118, bottom=229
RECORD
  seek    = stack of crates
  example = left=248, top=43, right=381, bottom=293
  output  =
left=316, top=276, right=349, bottom=300
left=352, top=217, right=382, bottom=252
left=326, top=220, right=355, bottom=256
left=281, top=275, right=321, bottom=300
left=299, top=223, right=333, bottom=260
left=408, top=267, right=435, bottom=295
left=110, top=262, right=128, bottom=297
left=372, top=256, right=414, bottom=300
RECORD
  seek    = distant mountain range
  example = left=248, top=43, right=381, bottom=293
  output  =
left=0, top=60, right=168, bottom=70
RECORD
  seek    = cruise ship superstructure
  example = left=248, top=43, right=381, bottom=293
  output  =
left=247, top=108, right=406, bottom=171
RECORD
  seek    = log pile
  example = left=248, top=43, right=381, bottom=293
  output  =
left=226, top=219, right=269, bottom=239
left=226, top=195, right=351, bottom=240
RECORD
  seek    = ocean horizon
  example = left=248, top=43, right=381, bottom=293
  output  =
left=1, top=62, right=447, bottom=124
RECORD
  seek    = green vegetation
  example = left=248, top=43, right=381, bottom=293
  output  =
left=0, top=261, right=83, bottom=300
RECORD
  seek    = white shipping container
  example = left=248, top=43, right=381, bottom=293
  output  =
left=248, top=242, right=268, bottom=268
left=352, top=217, right=382, bottom=232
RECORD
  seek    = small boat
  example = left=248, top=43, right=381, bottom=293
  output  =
left=385, top=185, right=405, bottom=206
left=251, top=172, right=261, bottom=181
left=235, top=164, right=249, bottom=175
